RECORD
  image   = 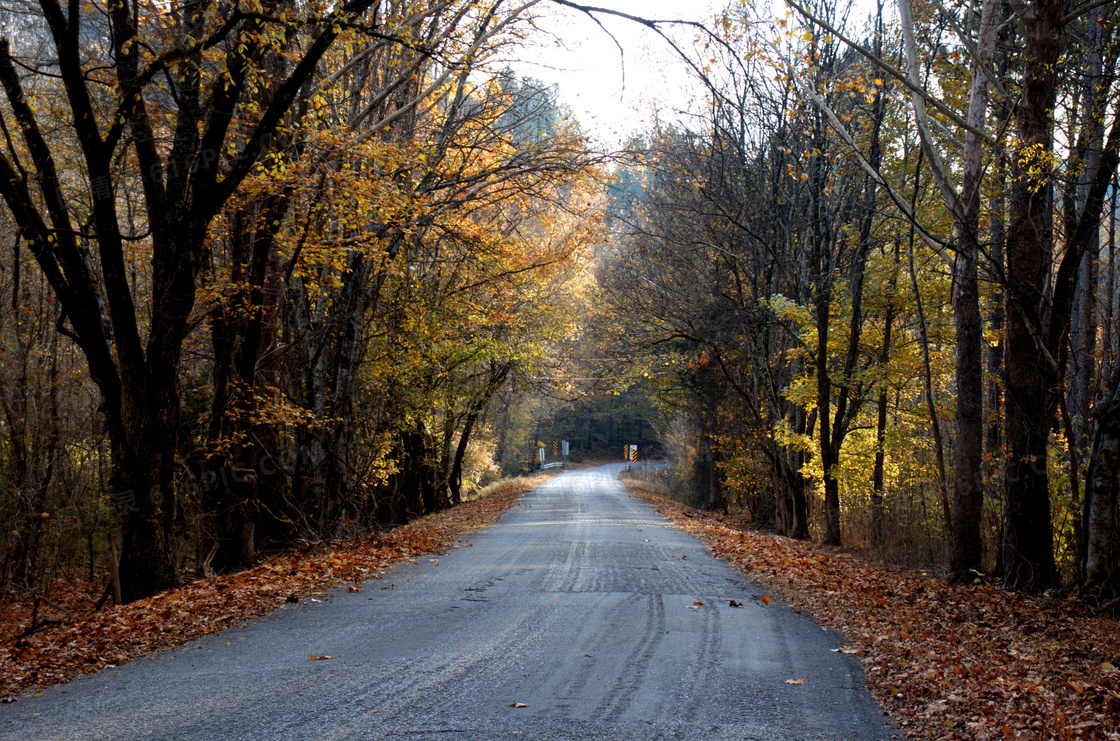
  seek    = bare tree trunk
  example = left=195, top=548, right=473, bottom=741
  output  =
left=899, top=0, right=996, bottom=582
left=985, top=1, right=1013, bottom=567
left=1002, top=0, right=1063, bottom=592
left=909, top=238, right=952, bottom=531
left=871, top=240, right=899, bottom=548
left=1086, top=366, right=1120, bottom=604
left=1105, top=184, right=1117, bottom=395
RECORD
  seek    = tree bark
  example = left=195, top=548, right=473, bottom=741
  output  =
left=871, top=241, right=898, bottom=548
left=1086, top=367, right=1120, bottom=603
left=1002, top=0, right=1063, bottom=592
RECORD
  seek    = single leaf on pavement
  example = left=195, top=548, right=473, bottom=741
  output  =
left=785, top=678, right=804, bottom=685
left=508, top=702, right=528, bottom=708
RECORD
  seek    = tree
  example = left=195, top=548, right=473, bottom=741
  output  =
left=1000, top=0, right=1119, bottom=593
left=898, top=0, right=995, bottom=582
left=0, top=0, right=546, bottom=600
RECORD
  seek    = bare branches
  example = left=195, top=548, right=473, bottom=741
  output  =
left=792, top=72, right=954, bottom=265
left=784, top=0, right=998, bottom=148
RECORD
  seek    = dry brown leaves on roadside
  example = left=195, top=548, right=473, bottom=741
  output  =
left=628, top=485, right=1120, bottom=741
left=0, top=483, right=528, bottom=699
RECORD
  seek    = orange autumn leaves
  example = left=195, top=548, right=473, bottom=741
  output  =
left=0, top=483, right=528, bottom=699
left=628, top=484, right=1120, bottom=741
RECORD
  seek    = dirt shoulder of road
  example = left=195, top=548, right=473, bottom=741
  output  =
left=625, top=483, right=1120, bottom=741
left=0, top=479, right=533, bottom=700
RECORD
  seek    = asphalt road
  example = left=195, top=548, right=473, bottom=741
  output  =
left=1, top=464, right=896, bottom=740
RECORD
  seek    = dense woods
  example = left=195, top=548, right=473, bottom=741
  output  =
left=597, top=0, right=1120, bottom=609
left=3, top=0, right=1120, bottom=618
left=0, top=0, right=603, bottom=603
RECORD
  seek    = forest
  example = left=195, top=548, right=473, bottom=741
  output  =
left=1, top=0, right=1119, bottom=618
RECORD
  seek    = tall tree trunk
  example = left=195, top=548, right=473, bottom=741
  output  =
left=204, top=193, right=286, bottom=572
left=775, top=436, right=810, bottom=540
left=909, top=239, right=952, bottom=531
left=1086, top=366, right=1120, bottom=604
left=948, top=0, right=998, bottom=583
left=1070, top=5, right=1106, bottom=455
left=806, top=95, right=843, bottom=546
left=1067, top=3, right=1110, bottom=583
left=449, top=364, right=510, bottom=504
left=985, top=0, right=1013, bottom=560
left=1104, top=183, right=1117, bottom=397
left=114, top=364, right=184, bottom=602
left=950, top=244, right=985, bottom=582
left=1002, top=0, right=1063, bottom=592
left=871, top=240, right=899, bottom=548
left=703, top=408, right=726, bottom=512
left=899, top=0, right=996, bottom=581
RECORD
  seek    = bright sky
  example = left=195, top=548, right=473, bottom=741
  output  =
left=509, top=0, right=722, bottom=149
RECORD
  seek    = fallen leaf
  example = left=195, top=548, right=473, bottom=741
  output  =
left=693, top=600, right=704, bottom=606
left=0, top=482, right=533, bottom=701
left=624, top=484, right=1120, bottom=741
left=832, top=646, right=859, bottom=654
left=760, top=595, right=771, bottom=605
left=785, top=678, right=804, bottom=685
left=308, top=654, right=333, bottom=661
left=729, top=600, right=744, bottom=607
left=508, top=702, right=528, bottom=708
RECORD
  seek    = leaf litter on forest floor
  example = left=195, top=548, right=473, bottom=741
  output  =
left=627, top=484, right=1120, bottom=741
left=0, top=481, right=533, bottom=699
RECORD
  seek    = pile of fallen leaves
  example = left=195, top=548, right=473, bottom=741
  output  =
left=0, top=480, right=530, bottom=699
left=627, top=485, right=1120, bottom=741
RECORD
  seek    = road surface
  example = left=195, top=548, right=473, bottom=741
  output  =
left=1, top=464, right=895, bottom=740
